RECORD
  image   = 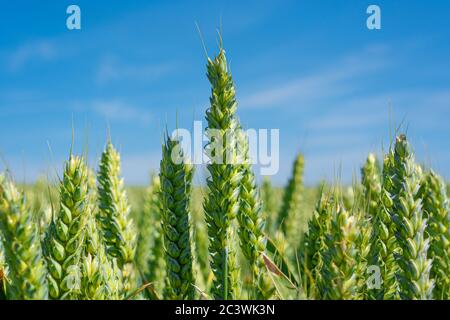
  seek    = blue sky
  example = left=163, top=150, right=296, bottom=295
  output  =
left=0, top=0, right=449, bottom=185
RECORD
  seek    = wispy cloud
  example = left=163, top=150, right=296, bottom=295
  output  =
left=240, top=45, right=390, bottom=109
left=95, top=55, right=176, bottom=84
left=92, top=100, right=152, bottom=125
left=5, top=40, right=57, bottom=71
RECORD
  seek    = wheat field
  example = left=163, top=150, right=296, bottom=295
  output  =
left=0, top=46, right=449, bottom=300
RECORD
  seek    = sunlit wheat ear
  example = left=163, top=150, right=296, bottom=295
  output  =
left=368, top=149, right=400, bottom=300
left=80, top=168, right=121, bottom=300
left=236, top=128, right=273, bottom=299
left=391, top=135, right=434, bottom=299
left=0, top=174, right=48, bottom=300
left=159, top=134, right=196, bottom=299
left=361, top=153, right=382, bottom=218
left=203, top=47, right=242, bottom=300
left=321, top=200, right=365, bottom=300
left=97, top=142, right=137, bottom=297
left=419, top=170, right=450, bottom=299
left=44, top=155, right=89, bottom=300
left=277, top=154, right=304, bottom=246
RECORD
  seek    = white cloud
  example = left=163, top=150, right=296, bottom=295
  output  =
left=6, top=40, right=57, bottom=71
left=239, top=45, right=389, bottom=109
left=92, top=100, right=152, bottom=125
left=96, top=56, right=176, bottom=84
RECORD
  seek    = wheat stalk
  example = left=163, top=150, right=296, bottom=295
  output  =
left=419, top=170, right=449, bottom=299
left=0, top=174, right=48, bottom=299
left=159, top=134, right=196, bottom=299
left=97, top=141, right=137, bottom=297
left=44, top=155, right=89, bottom=299
left=391, top=135, right=434, bottom=299
left=203, top=47, right=242, bottom=300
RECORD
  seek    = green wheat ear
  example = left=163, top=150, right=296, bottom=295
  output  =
left=420, top=170, right=449, bottom=299
left=0, top=174, right=48, bottom=300
left=203, top=47, right=242, bottom=300
left=44, top=155, right=89, bottom=299
left=368, top=149, right=400, bottom=300
left=80, top=169, right=121, bottom=300
left=361, top=153, right=382, bottom=218
left=236, top=129, right=273, bottom=299
left=321, top=201, right=367, bottom=300
left=391, top=135, right=434, bottom=299
left=299, top=189, right=332, bottom=299
left=97, top=141, right=137, bottom=297
left=159, top=134, right=196, bottom=299
left=277, top=153, right=305, bottom=246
